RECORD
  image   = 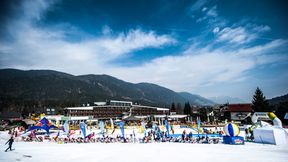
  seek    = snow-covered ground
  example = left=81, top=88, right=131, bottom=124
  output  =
left=1, top=133, right=287, bottom=162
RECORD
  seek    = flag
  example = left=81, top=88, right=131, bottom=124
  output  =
left=110, top=118, right=114, bottom=130
left=197, top=116, right=201, bottom=135
left=99, top=121, right=104, bottom=136
left=165, top=118, right=170, bottom=137
left=141, top=121, right=146, bottom=137
left=63, top=120, right=69, bottom=135
left=119, top=121, right=125, bottom=139
left=152, top=123, right=157, bottom=131
left=80, top=122, right=86, bottom=138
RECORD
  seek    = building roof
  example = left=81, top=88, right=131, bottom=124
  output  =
left=66, top=107, right=94, bottom=110
left=132, top=105, right=169, bottom=111
left=227, top=104, right=252, bottom=112
left=110, top=100, right=133, bottom=104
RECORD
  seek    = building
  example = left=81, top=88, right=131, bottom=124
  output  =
left=46, top=108, right=56, bottom=115
left=65, top=100, right=169, bottom=121
left=226, top=103, right=252, bottom=123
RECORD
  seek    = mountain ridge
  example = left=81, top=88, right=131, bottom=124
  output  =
left=0, top=69, right=214, bottom=112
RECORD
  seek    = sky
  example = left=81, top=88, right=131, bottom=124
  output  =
left=0, top=0, right=288, bottom=102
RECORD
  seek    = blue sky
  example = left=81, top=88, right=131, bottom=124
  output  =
left=0, top=0, right=288, bottom=101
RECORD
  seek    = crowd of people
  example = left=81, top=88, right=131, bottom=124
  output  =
left=18, top=134, right=221, bottom=144
left=15, top=128, right=221, bottom=145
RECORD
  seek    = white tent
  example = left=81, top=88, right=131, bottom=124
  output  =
left=254, top=127, right=288, bottom=145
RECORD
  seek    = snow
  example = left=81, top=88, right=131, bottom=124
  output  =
left=1, top=132, right=288, bottom=162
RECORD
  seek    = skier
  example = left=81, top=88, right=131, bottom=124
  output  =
left=5, top=137, right=14, bottom=152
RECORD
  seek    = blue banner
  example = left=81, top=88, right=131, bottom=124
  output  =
left=80, top=122, right=86, bottom=138
left=119, top=121, right=125, bottom=139
left=63, top=120, right=69, bottom=135
left=197, top=117, right=201, bottom=134
left=165, top=119, right=170, bottom=137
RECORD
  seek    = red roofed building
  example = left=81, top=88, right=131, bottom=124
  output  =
left=226, top=104, right=252, bottom=122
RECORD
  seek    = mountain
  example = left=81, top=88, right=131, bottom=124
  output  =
left=178, top=92, right=215, bottom=106
left=268, top=93, right=288, bottom=111
left=268, top=94, right=288, bottom=105
left=0, top=69, right=214, bottom=112
left=209, top=96, right=246, bottom=104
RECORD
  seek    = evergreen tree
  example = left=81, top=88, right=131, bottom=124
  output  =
left=184, top=102, right=191, bottom=115
left=170, top=102, right=176, bottom=112
left=176, top=103, right=182, bottom=114
left=252, top=87, right=271, bottom=112
left=198, top=107, right=208, bottom=121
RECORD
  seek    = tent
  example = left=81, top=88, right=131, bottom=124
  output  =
left=254, top=127, right=288, bottom=145
left=27, top=117, right=58, bottom=134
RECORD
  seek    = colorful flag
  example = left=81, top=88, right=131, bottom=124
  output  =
left=197, top=116, right=201, bottom=135
left=63, top=120, right=69, bottom=135
left=141, top=121, right=146, bottom=137
left=80, top=122, right=86, bottom=138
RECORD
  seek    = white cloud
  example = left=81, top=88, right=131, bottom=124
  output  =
left=217, top=27, right=256, bottom=44
left=206, top=6, right=218, bottom=17
left=21, top=0, right=57, bottom=21
left=213, top=27, right=220, bottom=33
left=252, top=25, right=271, bottom=33
left=105, top=40, right=287, bottom=93
left=102, top=25, right=112, bottom=35
left=0, top=25, right=175, bottom=69
left=190, top=0, right=210, bottom=12
left=0, top=0, right=175, bottom=72
left=1, top=0, right=287, bottom=100
left=96, top=29, right=175, bottom=58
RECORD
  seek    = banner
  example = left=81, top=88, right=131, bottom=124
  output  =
left=197, top=117, right=201, bottom=135
left=63, top=120, right=69, bottom=135
left=80, top=122, right=86, bottom=138
left=99, top=121, right=105, bottom=137
left=165, top=118, right=170, bottom=137
left=110, top=118, right=114, bottom=130
left=141, top=121, right=146, bottom=137
left=119, top=121, right=125, bottom=139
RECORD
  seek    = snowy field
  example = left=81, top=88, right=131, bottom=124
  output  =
left=1, top=139, right=288, bottom=162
